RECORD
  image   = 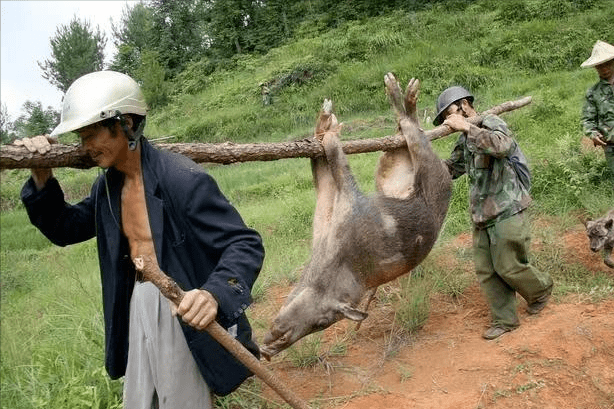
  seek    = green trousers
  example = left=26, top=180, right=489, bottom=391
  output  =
left=473, top=211, right=553, bottom=329
left=605, top=145, right=614, bottom=182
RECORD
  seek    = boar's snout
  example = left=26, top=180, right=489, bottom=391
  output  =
left=261, top=288, right=370, bottom=360
left=260, top=326, right=292, bottom=360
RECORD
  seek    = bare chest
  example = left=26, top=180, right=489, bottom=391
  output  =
left=121, top=176, right=156, bottom=261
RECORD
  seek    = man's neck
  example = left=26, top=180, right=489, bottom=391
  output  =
left=116, top=144, right=143, bottom=180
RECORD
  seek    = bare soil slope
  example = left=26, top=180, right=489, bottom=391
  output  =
left=253, top=227, right=614, bottom=409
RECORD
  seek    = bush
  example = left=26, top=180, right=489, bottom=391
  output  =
left=531, top=132, right=612, bottom=211
left=135, top=50, right=171, bottom=109
left=496, top=0, right=530, bottom=22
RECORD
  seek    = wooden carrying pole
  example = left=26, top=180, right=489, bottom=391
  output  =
left=0, top=97, right=531, bottom=170
left=132, top=256, right=311, bottom=409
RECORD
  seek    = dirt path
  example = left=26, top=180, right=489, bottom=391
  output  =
left=253, top=228, right=614, bottom=409
left=256, top=288, right=613, bottom=409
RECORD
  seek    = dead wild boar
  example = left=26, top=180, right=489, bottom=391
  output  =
left=586, top=208, right=614, bottom=269
left=260, top=74, right=452, bottom=359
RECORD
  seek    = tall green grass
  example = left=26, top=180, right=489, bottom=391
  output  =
left=3, top=0, right=614, bottom=407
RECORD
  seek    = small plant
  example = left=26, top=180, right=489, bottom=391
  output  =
left=432, top=266, right=473, bottom=299
left=515, top=380, right=545, bottom=394
left=213, top=378, right=267, bottom=409
left=393, top=271, right=433, bottom=334
left=286, top=334, right=323, bottom=368
left=491, top=388, right=511, bottom=403
left=397, top=364, right=414, bottom=382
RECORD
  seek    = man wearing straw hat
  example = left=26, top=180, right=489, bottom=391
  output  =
left=581, top=40, right=614, bottom=181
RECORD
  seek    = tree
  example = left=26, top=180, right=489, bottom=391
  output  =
left=12, top=101, right=60, bottom=139
left=110, top=2, right=156, bottom=77
left=1, top=103, right=15, bottom=144
left=148, top=0, right=210, bottom=75
left=38, top=16, right=106, bottom=92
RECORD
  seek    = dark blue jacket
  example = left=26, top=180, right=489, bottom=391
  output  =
left=21, top=138, right=265, bottom=396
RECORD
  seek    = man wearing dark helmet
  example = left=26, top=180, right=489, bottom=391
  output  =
left=435, top=86, right=553, bottom=340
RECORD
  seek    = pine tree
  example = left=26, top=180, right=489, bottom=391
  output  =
left=38, top=16, right=106, bottom=92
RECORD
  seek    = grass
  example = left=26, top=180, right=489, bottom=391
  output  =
left=3, top=0, right=614, bottom=407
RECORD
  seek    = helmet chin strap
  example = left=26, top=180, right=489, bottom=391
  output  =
left=115, top=111, right=146, bottom=151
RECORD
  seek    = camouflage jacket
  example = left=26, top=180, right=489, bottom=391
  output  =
left=582, top=78, right=614, bottom=143
left=445, top=114, right=532, bottom=228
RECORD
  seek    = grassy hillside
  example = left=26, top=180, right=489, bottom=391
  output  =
left=2, top=0, right=614, bottom=408
left=144, top=0, right=614, bottom=212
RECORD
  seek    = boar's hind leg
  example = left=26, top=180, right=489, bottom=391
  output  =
left=375, top=75, right=423, bottom=199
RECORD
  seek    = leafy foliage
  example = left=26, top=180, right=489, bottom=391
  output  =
left=531, top=132, right=613, bottom=212
left=38, top=16, right=106, bottom=92
left=1, top=103, right=14, bottom=143
left=11, top=101, right=60, bottom=140
left=109, top=2, right=155, bottom=77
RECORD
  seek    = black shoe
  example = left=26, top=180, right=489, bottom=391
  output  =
left=482, top=326, right=513, bottom=340
left=527, top=292, right=551, bottom=315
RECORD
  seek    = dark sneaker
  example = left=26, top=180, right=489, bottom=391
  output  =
left=527, top=292, right=551, bottom=315
left=482, top=326, right=513, bottom=340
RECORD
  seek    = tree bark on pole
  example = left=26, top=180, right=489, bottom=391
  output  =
left=0, top=96, right=531, bottom=170
left=133, top=256, right=311, bottom=409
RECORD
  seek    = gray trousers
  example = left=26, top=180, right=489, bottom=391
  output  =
left=123, top=281, right=213, bottom=409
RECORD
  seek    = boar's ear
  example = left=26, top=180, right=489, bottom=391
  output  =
left=606, top=219, right=614, bottom=230
left=586, top=220, right=595, bottom=230
left=338, top=303, right=368, bottom=322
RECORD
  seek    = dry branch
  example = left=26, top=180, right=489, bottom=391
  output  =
left=0, top=96, right=531, bottom=169
left=133, top=255, right=311, bottom=409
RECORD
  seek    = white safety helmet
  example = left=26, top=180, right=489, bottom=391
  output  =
left=50, top=70, right=148, bottom=137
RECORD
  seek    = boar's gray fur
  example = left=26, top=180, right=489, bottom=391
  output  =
left=261, top=74, right=452, bottom=359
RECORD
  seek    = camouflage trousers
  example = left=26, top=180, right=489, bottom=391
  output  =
left=473, top=211, right=553, bottom=329
left=605, top=145, right=614, bottom=184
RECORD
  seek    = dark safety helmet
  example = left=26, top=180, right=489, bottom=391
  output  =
left=433, top=86, right=474, bottom=126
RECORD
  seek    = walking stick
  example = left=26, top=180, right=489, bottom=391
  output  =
left=133, top=256, right=310, bottom=409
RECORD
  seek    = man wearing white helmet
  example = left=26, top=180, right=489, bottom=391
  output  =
left=581, top=40, right=614, bottom=182
left=435, top=86, right=553, bottom=340
left=18, top=70, right=265, bottom=408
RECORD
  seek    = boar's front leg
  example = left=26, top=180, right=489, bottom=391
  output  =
left=311, top=100, right=340, bottom=246
left=315, top=99, right=359, bottom=201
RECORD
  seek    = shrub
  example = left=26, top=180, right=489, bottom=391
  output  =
left=531, top=132, right=612, bottom=211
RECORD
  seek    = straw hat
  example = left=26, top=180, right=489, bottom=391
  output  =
left=581, top=40, right=614, bottom=68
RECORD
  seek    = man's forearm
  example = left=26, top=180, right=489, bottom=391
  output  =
left=31, top=168, right=53, bottom=191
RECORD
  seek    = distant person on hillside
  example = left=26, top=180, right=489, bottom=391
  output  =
left=581, top=40, right=614, bottom=182
left=434, top=86, right=553, bottom=340
left=15, top=70, right=264, bottom=408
